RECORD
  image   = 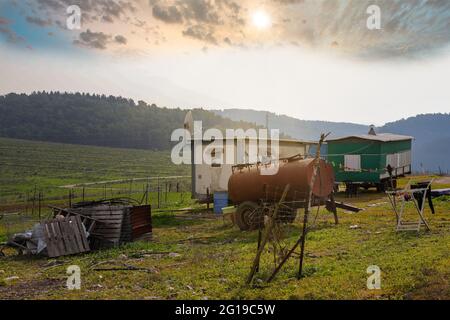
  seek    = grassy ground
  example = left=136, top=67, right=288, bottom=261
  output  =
left=1, top=187, right=449, bottom=300
left=0, top=137, right=449, bottom=300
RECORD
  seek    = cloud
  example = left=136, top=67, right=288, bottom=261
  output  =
left=0, top=26, right=25, bottom=44
left=177, top=0, right=221, bottom=24
left=26, top=16, right=52, bottom=27
left=74, top=29, right=129, bottom=49
left=278, top=0, right=450, bottom=59
left=74, top=29, right=111, bottom=49
left=152, top=5, right=183, bottom=23
left=6, top=0, right=450, bottom=58
left=182, top=24, right=217, bottom=45
left=149, top=0, right=244, bottom=47
left=35, top=0, right=136, bottom=24
left=114, top=34, right=127, bottom=44
left=150, top=0, right=242, bottom=25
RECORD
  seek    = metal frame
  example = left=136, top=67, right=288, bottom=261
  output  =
left=386, top=179, right=433, bottom=232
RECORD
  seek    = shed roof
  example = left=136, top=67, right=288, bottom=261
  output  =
left=327, top=133, right=413, bottom=143
left=188, top=137, right=318, bottom=145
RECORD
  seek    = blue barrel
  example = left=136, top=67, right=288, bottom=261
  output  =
left=213, top=192, right=229, bottom=214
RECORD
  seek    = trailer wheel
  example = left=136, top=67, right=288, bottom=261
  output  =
left=235, top=202, right=262, bottom=231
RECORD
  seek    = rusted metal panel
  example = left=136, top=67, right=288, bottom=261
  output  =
left=130, top=205, right=152, bottom=240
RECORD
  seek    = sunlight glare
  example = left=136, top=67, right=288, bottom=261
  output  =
left=252, top=10, right=272, bottom=30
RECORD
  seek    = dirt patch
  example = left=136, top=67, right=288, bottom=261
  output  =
left=404, top=270, right=450, bottom=300
left=435, top=177, right=450, bottom=185
left=0, top=278, right=64, bottom=300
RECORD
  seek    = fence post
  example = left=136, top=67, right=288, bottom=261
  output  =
left=38, top=191, right=42, bottom=221
left=157, top=178, right=160, bottom=209
left=165, top=182, right=168, bottom=203
left=25, top=192, right=29, bottom=214
left=157, top=185, right=160, bottom=209
left=32, top=185, right=37, bottom=215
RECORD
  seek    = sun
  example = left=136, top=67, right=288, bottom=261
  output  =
left=251, top=10, right=272, bottom=30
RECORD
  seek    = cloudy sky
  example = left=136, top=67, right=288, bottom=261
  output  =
left=0, top=0, right=449, bottom=125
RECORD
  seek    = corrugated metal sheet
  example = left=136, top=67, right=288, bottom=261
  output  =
left=130, top=205, right=152, bottom=240
left=327, top=133, right=413, bottom=142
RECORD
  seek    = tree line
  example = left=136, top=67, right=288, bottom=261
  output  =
left=0, top=92, right=265, bottom=150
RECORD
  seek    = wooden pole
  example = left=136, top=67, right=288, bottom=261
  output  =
left=329, top=192, right=339, bottom=225
left=266, top=133, right=329, bottom=283
left=256, top=229, right=262, bottom=273
left=298, top=133, right=329, bottom=279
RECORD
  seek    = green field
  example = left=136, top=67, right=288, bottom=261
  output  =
left=0, top=137, right=191, bottom=209
left=0, top=137, right=449, bottom=300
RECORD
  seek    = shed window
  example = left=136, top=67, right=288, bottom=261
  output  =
left=386, top=154, right=400, bottom=168
left=399, top=151, right=411, bottom=167
left=344, top=155, right=361, bottom=172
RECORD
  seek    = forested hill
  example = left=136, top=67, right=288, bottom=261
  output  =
left=0, top=92, right=264, bottom=150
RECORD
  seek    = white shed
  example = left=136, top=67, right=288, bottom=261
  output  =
left=191, top=137, right=317, bottom=201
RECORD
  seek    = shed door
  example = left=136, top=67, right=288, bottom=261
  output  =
left=344, top=155, right=361, bottom=172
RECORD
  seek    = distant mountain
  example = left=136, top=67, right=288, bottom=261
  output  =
left=213, top=109, right=450, bottom=173
left=212, top=109, right=369, bottom=141
left=380, top=114, right=450, bottom=173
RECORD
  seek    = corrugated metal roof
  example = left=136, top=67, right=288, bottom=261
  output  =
left=188, top=137, right=318, bottom=144
left=327, top=133, right=413, bottom=142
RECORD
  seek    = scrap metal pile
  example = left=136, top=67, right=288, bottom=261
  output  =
left=3, top=199, right=152, bottom=258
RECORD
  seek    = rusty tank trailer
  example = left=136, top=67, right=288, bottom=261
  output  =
left=228, top=156, right=338, bottom=231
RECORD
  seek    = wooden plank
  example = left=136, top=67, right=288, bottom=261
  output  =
left=43, top=223, right=57, bottom=257
left=48, top=222, right=60, bottom=257
left=63, top=219, right=77, bottom=254
left=68, top=216, right=83, bottom=252
left=55, top=221, right=68, bottom=255
left=58, top=220, right=71, bottom=255
left=73, top=215, right=90, bottom=251
left=50, top=223, right=60, bottom=257
left=67, top=217, right=83, bottom=253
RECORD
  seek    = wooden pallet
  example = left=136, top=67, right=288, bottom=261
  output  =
left=81, top=205, right=126, bottom=249
left=43, top=215, right=90, bottom=258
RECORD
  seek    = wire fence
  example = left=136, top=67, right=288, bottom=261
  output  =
left=0, top=176, right=192, bottom=216
left=0, top=176, right=193, bottom=242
